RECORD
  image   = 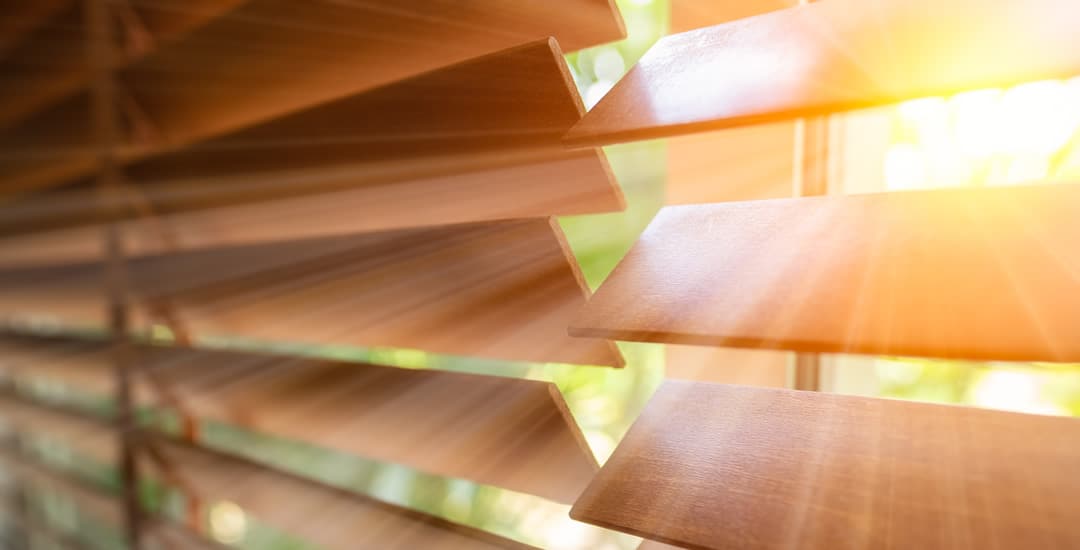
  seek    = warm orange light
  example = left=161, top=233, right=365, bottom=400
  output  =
left=885, top=77, right=1080, bottom=190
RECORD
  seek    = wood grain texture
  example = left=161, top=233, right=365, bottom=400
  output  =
left=572, top=380, right=1080, bottom=550
left=0, top=335, right=599, bottom=504
left=146, top=437, right=539, bottom=550
left=0, top=40, right=623, bottom=259
left=0, top=0, right=248, bottom=134
left=0, top=0, right=624, bottom=198
left=572, top=184, right=1080, bottom=362
left=0, top=398, right=537, bottom=549
left=0, top=219, right=622, bottom=367
left=566, top=0, right=1080, bottom=145
left=670, top=0, right=796, bottom=33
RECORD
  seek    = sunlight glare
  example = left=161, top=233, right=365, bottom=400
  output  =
left=885, top=144, right=926, bottom=189
left=971, top=371, right=1065, bottom=416
left=209, top=501, right=248, bottom=544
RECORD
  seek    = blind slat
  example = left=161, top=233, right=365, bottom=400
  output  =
left=0, top=0, right=624, bottom=198
left=565, top=0, right=1080, bottom=145
left=0, top=0, right=246, bottom=132
left=0, top=219, right=622, bottom=366
left=572, top=380, right=1080, bottom=550
left=0, top=40, right=623, bottom=253
left=572, top=184, right=1080, bottom=362
left=1, top=399, right=538, bottom=550
left=0, top=335, right=600, bottom=504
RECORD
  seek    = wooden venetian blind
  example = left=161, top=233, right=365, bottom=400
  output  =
left=0, top=0, right=625, bottom=548
left=565, top=0, right=1080, bottom=549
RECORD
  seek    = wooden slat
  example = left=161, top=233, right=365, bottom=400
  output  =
left=115, top=0, right=624, bottom=145
left=572, top=184, right=1080, bottom=362
left=0, top=40, right=623, bottom=261
left=638, top=541, right=685, bottom=550
left=0, top=0, right=71, bottom=60
left=565, top=0, right=1080, bottom=145
left=665, top=0, right=801, bottom=208
left=572, top=380, right=1080, bottom=550
left=670, top=0, right=795, bottom=33
left=0, top=0, right=247, bottom=131
left=145, top=437, right=538, bottom=550
left=0, top=218, right=622, bottom=367
left=0, top=335, right=600, bottom=504
left=1, top=398, right=534, bottom=549
left=0, top=0, right=624, bottom=198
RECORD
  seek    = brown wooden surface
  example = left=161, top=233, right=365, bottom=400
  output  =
left=0, top=40, right=623, bottom=259
left=1, top=396, right=537, bottom=549
left=0, top=218, right=622, bottom=367
left=566, top=0, right=1080, bottom=145
left=0, top=0, right=623, bottom=199
left=0, top=0, right=71, bottom=60
left=0, top=335, right=600, bottom=504
left=573, top=380, right=1080, bottom=550
left=0, top=0, right=247, bottom=132
left=572, top=184, right=1080, bottom=362
left=638, top=541, right=685, bottom=550
left=0, top=149, right=616, bottom=267
left=147, top=437, right=538, bottom=550
left=670, top=0, right=795, bottom=33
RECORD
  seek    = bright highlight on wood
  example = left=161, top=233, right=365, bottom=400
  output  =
left=572, top=184, right=1080, bottom=362
left=572, top=381, right=1080, bottom=550
left=565, top=0, right=1080, bottom=145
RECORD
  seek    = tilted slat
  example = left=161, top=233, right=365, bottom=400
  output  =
left=0, top=0, right=71, bottom=60
left=0, top=0, right=81, bottom=120
left=1, top=396, right=537, bottom=549
left=115, top=0, right=624, bottom=145
left=638, top=541, right=684, bottom=550
left=0, top=40, right=623, bottom=264
left=0, top=335, right=599, bottom=504
left=0, top=0, right=624, bottom=198
left=572, top=380, right=1080, bottom=550
left=670, top=0, right=795, bottom=33
left=0, top=219, right=623, bottom=367
left=571, top=184, right=1080, bottom=362
left=665, top=1, right=799, bottom=208
left=565, top=0, right=1080, bottom=145
left=146, top=436, right=538, bottom=550
left=0, top=0, right=247, bottom=132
